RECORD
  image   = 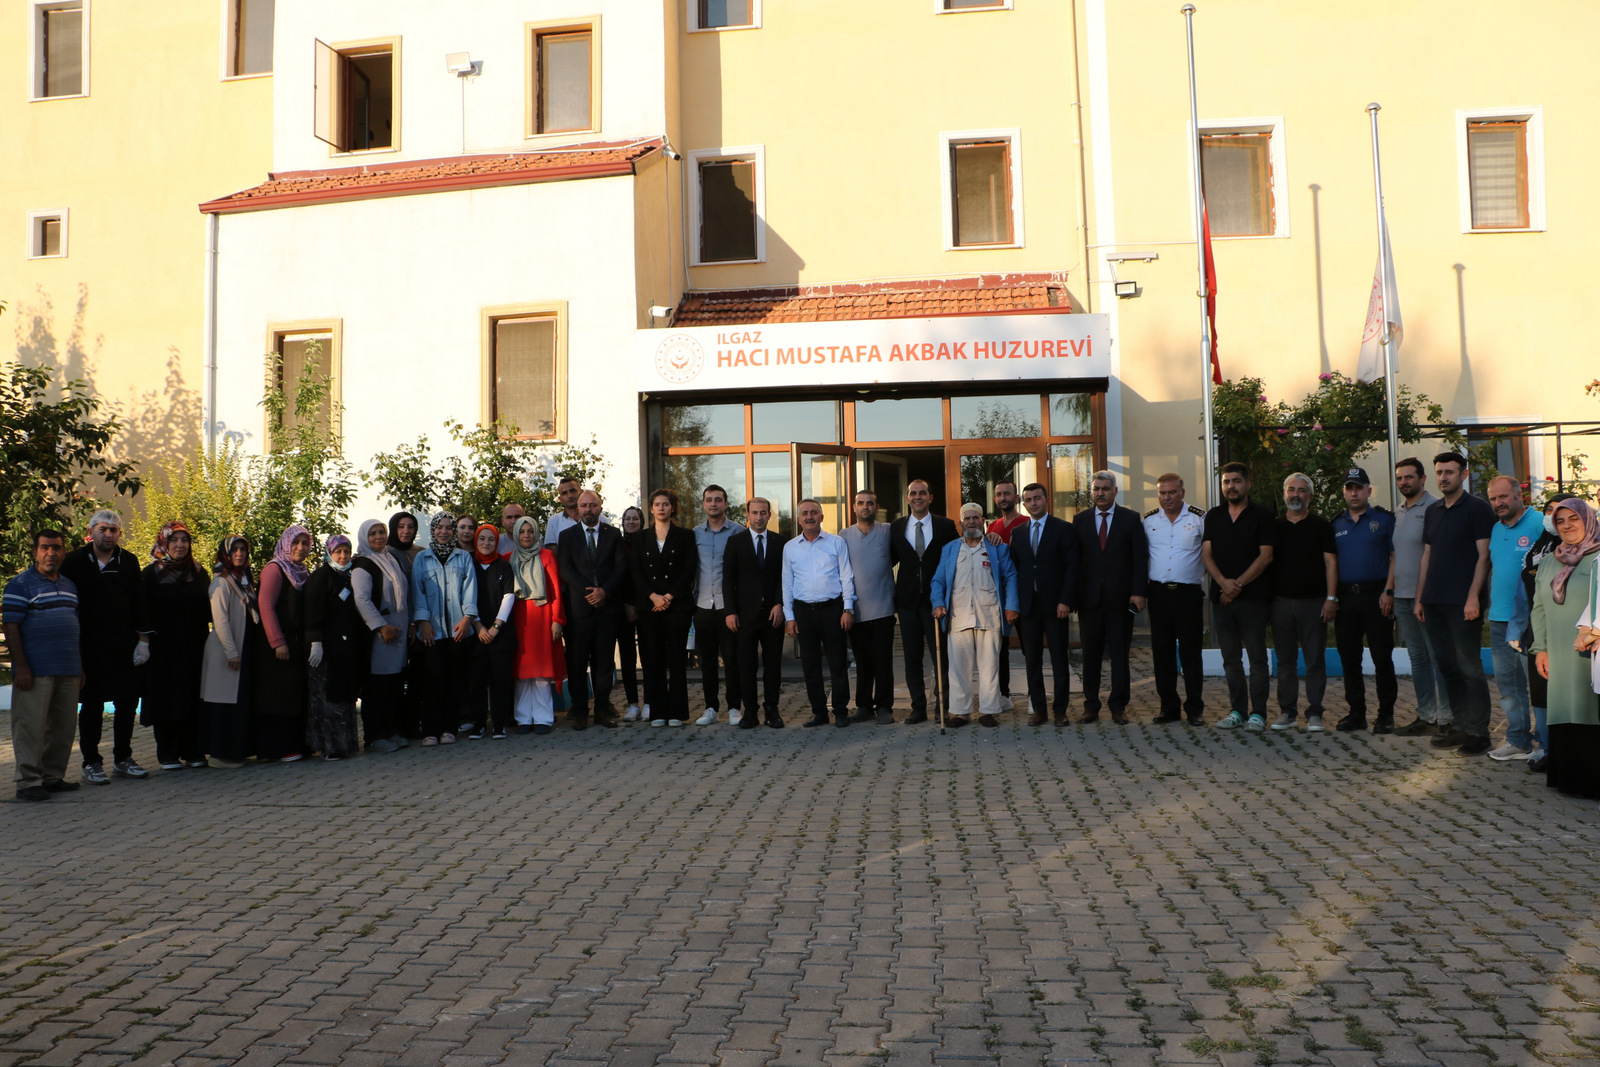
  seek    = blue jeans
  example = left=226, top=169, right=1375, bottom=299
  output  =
left=1422, top=605, right=1491, bottom=739
left=1489, top=620, right=1533, bottom=751
left=1395, top=597, right=1451, bottom=724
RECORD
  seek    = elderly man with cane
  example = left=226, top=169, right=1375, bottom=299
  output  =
left=930, top=504, right=1019, bottom=728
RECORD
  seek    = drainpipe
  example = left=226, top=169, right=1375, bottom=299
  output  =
left=203, top=212, right=219, bottom=450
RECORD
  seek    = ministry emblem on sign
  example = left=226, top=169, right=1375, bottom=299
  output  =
left=655, top=334, right=705, bottom=385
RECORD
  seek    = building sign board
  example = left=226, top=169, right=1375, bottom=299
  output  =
left=638, top=312, right=1110, bottom=392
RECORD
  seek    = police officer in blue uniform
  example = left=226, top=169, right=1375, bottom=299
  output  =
left=1330, top=467, right=1398, bottom=733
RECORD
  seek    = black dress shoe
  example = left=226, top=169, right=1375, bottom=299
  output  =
left=903, top=711, right=928, bottom=725
left=1456, top=734, right=1491, bottom=756
left=848, top=708, right=875, bottom=723
left=803, top=715, right=831, bottom=728
left=875, top=710, right=896, bottom=725
left=738, top=717, right=760, bottom=730
left=1395, top=718, right=1433, bottom=736
left=834, top=714, right=850, bottom=728
left=42, top=779, right=80, bottom=792
left=16, top=786, right=51, bottom=802
left=1336, top=714, right=1368, bottom=732
left=1153, top=712, right=1183, bottom=724
left=1430, top=729, right=1469, bottom=749
left=1371, top=716, right=1395, bottom=735
left=765, top=714, right=785, bottom=728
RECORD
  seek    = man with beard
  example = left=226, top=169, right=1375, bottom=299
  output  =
left=1269, top=474, right=1338, bottom=733
left=931, top=504, right=1019, bottom=727
left=1203, top=463, right=1277, bottom=731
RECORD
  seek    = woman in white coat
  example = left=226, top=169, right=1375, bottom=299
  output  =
left=352, top=519, right=410, bottom=753
left=199, top=536, right=258, bottom=768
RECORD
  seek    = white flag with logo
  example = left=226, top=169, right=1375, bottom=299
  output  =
left=1356, top=218, right=1402, bottom=383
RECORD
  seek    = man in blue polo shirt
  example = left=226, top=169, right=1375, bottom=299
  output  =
left=2, top=530, right=83, bottom=802
left=1331, top=468, right=1397, bottom=733
left=1485, top=475, right=1543, bottom=761
left=1415, top=452, right=1496, bottom=756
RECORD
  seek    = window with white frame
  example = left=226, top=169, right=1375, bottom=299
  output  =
left=33, top=1, right=86, bottom=100
left=691, top=0, right=760, bottom=31
left=28, top=211, right=68, bottom=258
left=942, top=129, right=1022, bottom=249
left=1458, top=107, right=1544, bottom=232
left=1199, top=118, right=1287, bottom=238
left=528, top=21, right=598, bottom=136
left=227, top=0, right=274, bottom=78
left=690, top=147, right=765, bottom=264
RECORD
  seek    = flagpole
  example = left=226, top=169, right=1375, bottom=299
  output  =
left=1184, top=4, right=1215, bottom=511
left=1367, top=102, right=1401, bottom=510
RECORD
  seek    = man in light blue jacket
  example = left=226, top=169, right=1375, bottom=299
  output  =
left=930, top=503, right=1019, bottom=727
left=410, top=511, right=478, bottom=744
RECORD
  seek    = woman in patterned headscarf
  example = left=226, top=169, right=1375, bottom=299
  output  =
left=1531, top=498, right=1600, bottom=799
left=305, top=533, right=364, bottom=760
left=465, top=522, right=517, bottom=739
left=251, top=524, right=313, bottom=762
left=200, top=535, right=257, bottom=768
left=139, top=522, right=212, bottom=769
left=352, top=518, right=410, bottom=753
left=409, top=511, right=477, bottom=746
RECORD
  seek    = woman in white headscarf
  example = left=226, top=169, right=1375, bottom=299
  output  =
left=305, top=534, right=363, bottom=760
left=352, top=518, right=410, bottom=753
left=508, top=516, right=566, bottom=734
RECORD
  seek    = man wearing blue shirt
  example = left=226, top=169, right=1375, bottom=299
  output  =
left=1485, top=475, right=1543, bottom=761
left=692, top=485, right=745, bottom=726
left=1330, top=468, right=1397, bottom=733
left=3, top=530, right=83, bottom=801
left=782, top=499, right=855, bottom=728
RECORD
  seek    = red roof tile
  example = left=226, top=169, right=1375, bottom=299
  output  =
left=668, top=275, right=1068, bottom=326
left=200, top=139, right=662, bottom=214
left=672, top=274, right=1074, bottom=326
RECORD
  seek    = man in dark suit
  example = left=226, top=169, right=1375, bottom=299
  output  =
left=1011, top=482, right=1079, bottom=726
left=723, top=496, right=790, bottom=729
left=556, top=490, right=628, bottom=729
left=1069, top=471, right=1149, bottom=724
left=889, top=479, right=958, bottom=724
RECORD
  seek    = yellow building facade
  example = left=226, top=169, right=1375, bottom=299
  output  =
left=666, top=0, right=1598, bottom=513
left=2, top=0, right=272, bottom=469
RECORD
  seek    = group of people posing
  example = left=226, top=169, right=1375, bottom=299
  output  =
left=6, top=455, right=1599, bottom=803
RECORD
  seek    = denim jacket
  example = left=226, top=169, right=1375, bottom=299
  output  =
left=410, top=547, right=477, bottom=631
left=929, top=537, right=1019, bottom=636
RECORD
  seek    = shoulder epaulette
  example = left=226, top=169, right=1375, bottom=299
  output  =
left=1187, top=504, right=1205, bottom=516
left=1143, top=508, right=1159, bottom=518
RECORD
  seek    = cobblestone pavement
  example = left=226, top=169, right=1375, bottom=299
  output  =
left=3, top=650, right=1599, bottom=1067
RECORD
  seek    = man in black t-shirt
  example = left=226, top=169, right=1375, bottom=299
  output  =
left=1270, top=474, right=1338, bottom=733
left=1201, top=463, right=1277, bottom=729
left=1414, top=452, right=1495, bottom=756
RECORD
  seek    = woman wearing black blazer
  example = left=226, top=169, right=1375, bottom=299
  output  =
left=631, top=489, right=697, bottom=726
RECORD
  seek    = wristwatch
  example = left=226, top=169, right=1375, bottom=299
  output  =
left=1383, top=589, right=1394, bottom=596
left=1325, top=596, right=1339, bottom=603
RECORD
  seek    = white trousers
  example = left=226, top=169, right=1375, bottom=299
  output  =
left=514, top=679, right=555, bottom=726
left=946, top=627, right=1002, bottom=716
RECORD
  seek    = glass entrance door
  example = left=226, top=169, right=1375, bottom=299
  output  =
left=791, top=444, right=853, bottom=533
left=948, top=444, right=1040, bottom=516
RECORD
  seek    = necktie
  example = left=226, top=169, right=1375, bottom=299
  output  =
left=914, top=519, right=926, bottom=556
left=756, top=534, right=765, bottom=568
left=1098, top=511, right=1109, bottom=550
left=1031, top=521, right=1041, bottom=553
left=587, top=526, right=597, bottom=566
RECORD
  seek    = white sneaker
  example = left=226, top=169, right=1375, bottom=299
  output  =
left=623, top=705, right=641, bottom=722
left=643, top=704, right=652, bottom=719
left=728, top=709, right=743, bottom=726
left=650, top=719, right=666, bottom=728
left=1216, top=711, right=1245, bottom=730
left=1487, top=742, right=1531, bottom=762
left=1245, top=714, right=1266, bottom=733
left=695, top=708, right=718, bottom=726
left=667, top=719, right=685, bottom=727
left=1306, top=714, right=1324, bottom=733
left=1270, top=712, right=1297, bottom=731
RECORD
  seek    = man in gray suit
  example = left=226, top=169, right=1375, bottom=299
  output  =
left=841, top=489, right=897, bottom=725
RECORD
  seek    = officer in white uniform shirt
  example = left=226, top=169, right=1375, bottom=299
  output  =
left=1143, top=473, right=1207, bottom=724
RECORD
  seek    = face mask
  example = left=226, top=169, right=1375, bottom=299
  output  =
left=1544, top=513, right=1559, bottom=536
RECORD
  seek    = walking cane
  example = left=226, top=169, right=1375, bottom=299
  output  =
left=934, top=614, right=946, bottom=736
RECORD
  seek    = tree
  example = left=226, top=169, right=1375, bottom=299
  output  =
left=364, top=420, right=609, bottom=529
left=124, top=441, right=255, bottom=569
left=0, top=351, right=141, bottom=577
left=253, top=343, right=355, bottom=552
left=1212, top=372, right=1446, bottom=516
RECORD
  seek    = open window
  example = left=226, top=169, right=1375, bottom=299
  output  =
left=227, top=0, right=274, bottom=77
left=1198, top=117, right=1288, bottom=238
left=690, top=0, right=760, bottom=31
left=33, top=1, right=86, bottom=100
left=690, top=146, right=765, bottom=265
left=313, top=38, right=396, bottom=153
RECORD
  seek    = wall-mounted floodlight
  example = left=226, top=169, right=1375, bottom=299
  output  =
left=445, top=52, right=478, bottom=76
left=1114, top=280, right=1140, bottom=299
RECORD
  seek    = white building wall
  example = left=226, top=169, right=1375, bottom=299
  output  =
left=272, top=0, right=669, bottom=172
left=212, top=177, right=646, bottom=525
